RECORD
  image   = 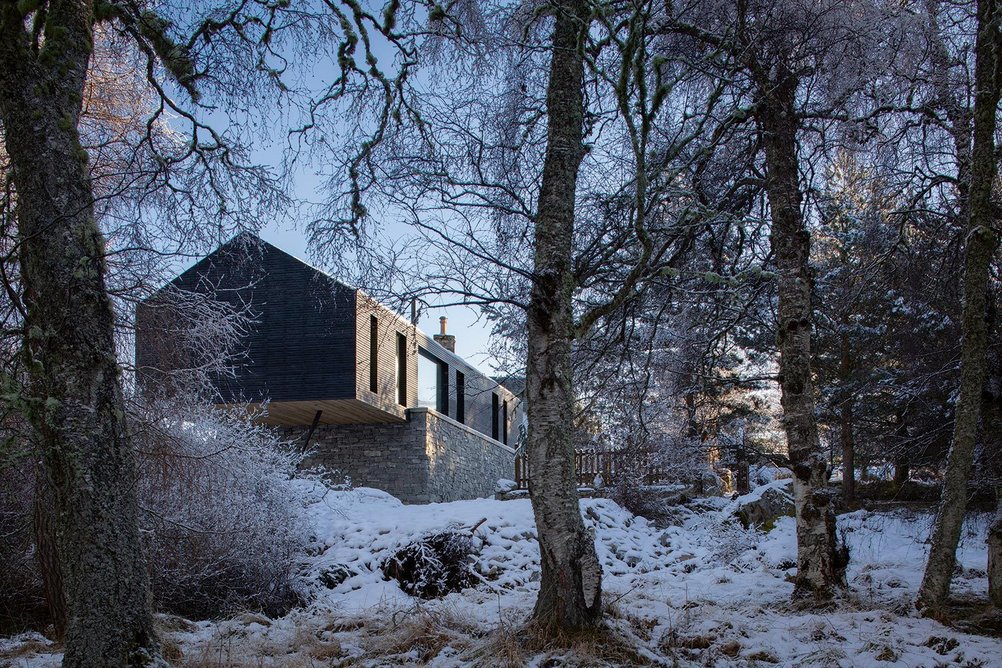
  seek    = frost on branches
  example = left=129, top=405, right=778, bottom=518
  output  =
left=132, top=399, right=314, bottom=618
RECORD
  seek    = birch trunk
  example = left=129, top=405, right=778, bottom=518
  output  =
left=754, top=63, right=845, bottom=601
left=918, top=0, right=1002, bottom=612
left=0, top=2, right=161, bottom=664
left=526, top=0, right=603, bottom=635
left=987, top=347, right=1002, bottom=607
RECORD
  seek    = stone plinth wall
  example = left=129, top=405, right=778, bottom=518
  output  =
left=287, top=407, right=515, bottom=504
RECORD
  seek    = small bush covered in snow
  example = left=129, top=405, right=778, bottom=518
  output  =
left=608, top=476, right=680, bottom=524
left=133, top=399, right=314, bottom=619
left=381, top=528, right=478, bottom=599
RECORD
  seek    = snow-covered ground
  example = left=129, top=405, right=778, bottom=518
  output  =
left=2, top=480, right=1000, bottom=667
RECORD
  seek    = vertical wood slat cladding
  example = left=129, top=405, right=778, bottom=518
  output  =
left=354, top=293, right=521, bottom=442
left=139, top=234, right=522, bottom=432
left=137, top=234, right=357, bottom=404
left=354, top=292, right=417, bottom=418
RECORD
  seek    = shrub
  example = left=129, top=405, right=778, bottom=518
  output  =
left=133, top=399, right=314, bottom=619
left=381, top=529, right=478, bottom=599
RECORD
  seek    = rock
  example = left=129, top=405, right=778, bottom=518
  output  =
left=318, top=563, right=357, bottom=590
left=495, top=478, right=517, bottom=494
left=702, top=471, right=723, bottom=496
left=720, top=640, right=741, bottom=657
left=751, top=465, right=793, bottom=488
left=733, top=479, right=794, bottom=530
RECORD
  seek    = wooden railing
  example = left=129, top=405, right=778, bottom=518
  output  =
left=513, top=448, right=672, bottom=490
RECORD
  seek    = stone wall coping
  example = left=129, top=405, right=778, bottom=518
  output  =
left=408, top=406, right=517, bottom=455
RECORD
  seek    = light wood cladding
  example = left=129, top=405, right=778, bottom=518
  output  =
left=220, top=399, right=406, bottom=426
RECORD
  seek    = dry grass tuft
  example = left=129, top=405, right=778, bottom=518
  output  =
left=464, top=615, right=669, bottom=667
left=160, top=637, right=184, bottom=664
left=928, top=595, right=1002, bottom=638
left=321, top=604, right=478, bottom=666
left=0, top=637, right=58, bottom=660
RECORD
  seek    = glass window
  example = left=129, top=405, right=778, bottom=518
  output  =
left=492, top=393, right=499, bottom=440
left=396, top=333, right=407, bottom=405
left=456, top=371, right=466, bottom=423
left=502, top=399, right=508, bottom=445
left=369, top=315, right=378, bottom=392
left=418, top=348, right=448, bottom=414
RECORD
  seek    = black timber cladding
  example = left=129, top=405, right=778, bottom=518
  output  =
left=137, top=233, right=357, bottom=404
left=138, top=233, right=522, bottom=437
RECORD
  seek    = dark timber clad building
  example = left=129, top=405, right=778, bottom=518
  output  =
left=136, top=234, right=520, bottom=503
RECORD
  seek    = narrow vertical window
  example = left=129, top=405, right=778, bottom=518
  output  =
left=502, top=399, right=509, bottom=445
left=456, top=371, right=466, bottom=424
left=438, top=364, right=449, bottom=416
left=396, top=332, right=407, bottom=406
left=492, top=393, right=500, bottom=441
left=369, top=315, right=378, bottom=393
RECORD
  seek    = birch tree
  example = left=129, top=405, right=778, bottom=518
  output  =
left=306, top=0, right=744, bottom=633
left=748, top=51, right=847, bottom=601
left=918, top=0, right=1002, bottom=612
left=665, top=0, right=905, bottom=599
left=522, top=0, right=605, bottom=632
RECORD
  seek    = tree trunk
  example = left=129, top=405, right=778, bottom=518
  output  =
left=918, top=0, right=1002, bottom=612
left=983, top=299, right=1001, bottom=606
left=33, top=461, right=66, bottom=639
left=735, top=422, right=750, bottom=495
left=891, top=408, right=911, bottom=484
left=735, top=446, right=751, bottom=496
left=839, top=334, right=855, bottom=504
left=989, top=493, right=1002, bottom=607
left=683, top=392, right=706, bottom=493
left=0, top=3, right=161, bottom=665
left=754, top=63, right=845, bottom=601
left=893, top=458, right=910, bottom=486
left=525, top=0, right=602, bottom=635
left=840, top=403, right=855, bottom=504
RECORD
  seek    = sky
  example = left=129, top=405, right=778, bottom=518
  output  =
left=161, top=6, right=505, bottom=377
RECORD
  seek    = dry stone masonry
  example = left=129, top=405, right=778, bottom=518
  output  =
left=291, top=408, right=515, bottom=504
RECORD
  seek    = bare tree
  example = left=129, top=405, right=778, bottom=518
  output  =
left=0, top=0, right=416, bottom=660
left=522, top=0, right=605, bottom=633
left=311, top=0, right=747, bottom=633
left=0, top=1, right=164, bottom=661
left=748, top=50, right=847, bottom=600
left=918, top=0, right=1002, bottom=612
left=666, top=0, right=898, bottom=600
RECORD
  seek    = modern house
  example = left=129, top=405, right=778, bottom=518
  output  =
left=136, top=233, right=521, bottom=503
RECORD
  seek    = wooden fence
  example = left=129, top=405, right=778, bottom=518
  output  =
left=513, top=449, right=672, bottom=490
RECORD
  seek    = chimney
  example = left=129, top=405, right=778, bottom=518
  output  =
left=434, top=316, right=456, bottom=353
